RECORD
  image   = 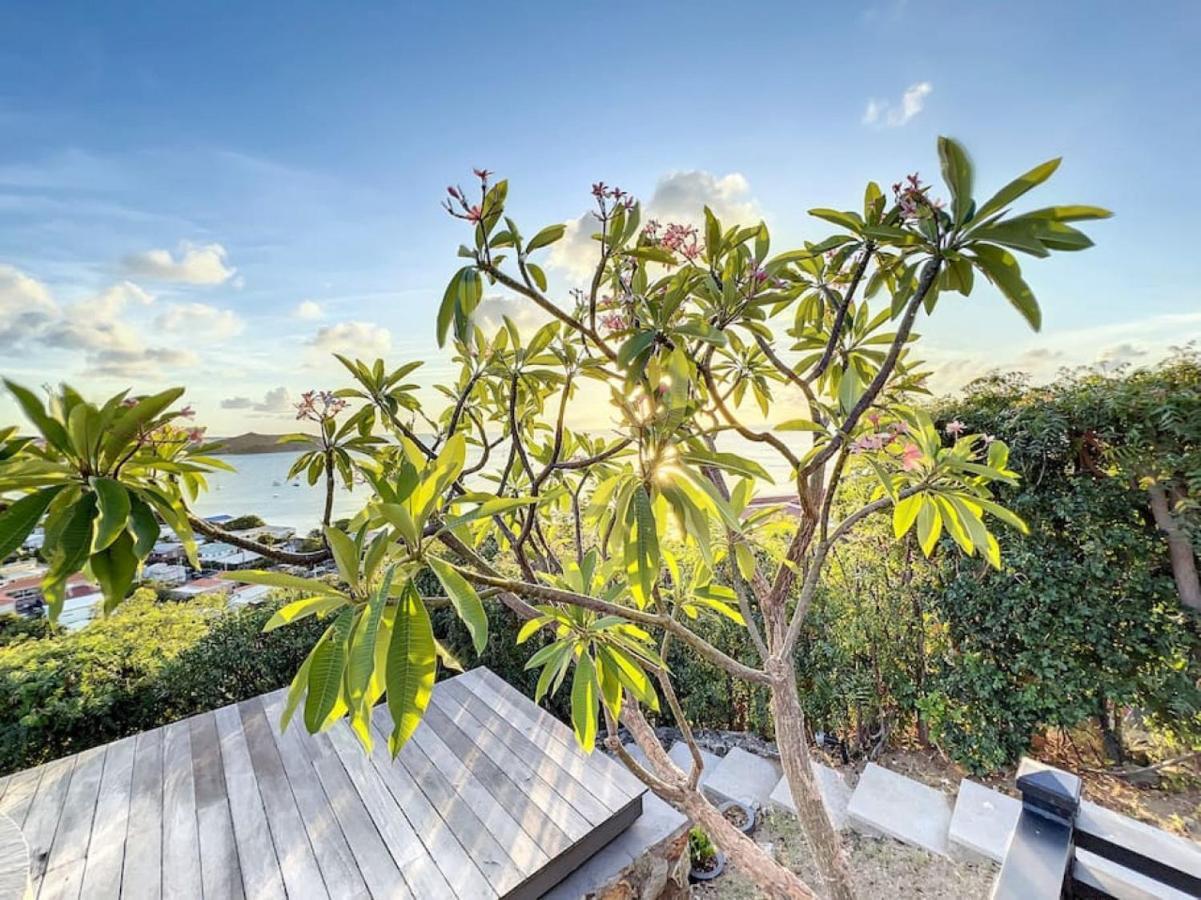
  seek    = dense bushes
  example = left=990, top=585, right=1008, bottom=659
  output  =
left=0, top=590, right=323, bottom=775
left=917, top=362, right=1201, bottom=771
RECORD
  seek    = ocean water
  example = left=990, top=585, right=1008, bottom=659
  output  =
left=191, top=452, right=364, bottom=534
left=190, top=437, right=802, bottom=533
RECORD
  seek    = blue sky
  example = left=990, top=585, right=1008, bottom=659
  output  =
left=2, top=0, right=1199, bottom=432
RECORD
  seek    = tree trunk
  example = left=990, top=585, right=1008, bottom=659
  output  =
left=1148, top=484, right=1201, bottom=612
left=770, top=662, right=857, bottom=900
left=619, top=702, right=818, bottom=898
left=1097, top=702, right=1125, bottom=767
left=322, top=449, right=336, bottom=528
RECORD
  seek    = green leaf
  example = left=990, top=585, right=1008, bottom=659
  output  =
left=937, top=136, right=974, bottom=225
left=126, top=495, right=160, bottom=559
left=386, top=585, right=436, bottom=755
left=304, top=607, right=353, bottom=732
left=0, top=486, right=64, bottom=560
left=680, top=449, right=773, bottom=483
left=526, top=223, right=566, bottom=252
left=973, top=157, right=1061, bottom=221
left=264, top=595, right=347, bottom=631
left=916, top=499, right=942, bottom=557
left=626, top=485, right=659, bottom=609
left=775, top=419, right=826, bottom=434
left=90, top=531, right=138, bottom=612
left=279, top=639, right=318, bottom=731
left=808, top=208, right=863, bottom=232
left=378, top=503, right=419, bottom=545
left=426, top=556, right=488, bottom=655
left=43, top=494, right=98, bottom=622
left=534, top=642, right=572, bottom=703
left=220, top=569, right=343, bottom=597
left=101, top=387, right=186, bottom=466
left=347, top=567, right=396, bottom=737
left=893, top=494, right=923, bottom=538
left=4, top=381, right=70, bottom=452
left=90, top=477, right=131, bottom=552
left=570, top=652, right=599, bottom=751
left=971, top=245, right=1041, bottom=331
left=324, top=526, right=360, bottom=589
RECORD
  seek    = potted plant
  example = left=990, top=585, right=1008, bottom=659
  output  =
left=718, top=799, right=756, bottom=835
left=688, top=826, right=726, bottom=883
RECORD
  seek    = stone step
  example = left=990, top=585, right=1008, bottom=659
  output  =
left=846, top=762, right=953, bottom=856
left=620, top=740, right=721, bottom=790
left=766, top=763, right=853, bottom=830
left=702, top=746, right=783, bottom=809
left=947, top=779, right=1020, bottom=863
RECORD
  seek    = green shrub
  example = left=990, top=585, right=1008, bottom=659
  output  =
left=0, top=589, right=323, bottom=775
left=919, top=364, right=1201, bottom=772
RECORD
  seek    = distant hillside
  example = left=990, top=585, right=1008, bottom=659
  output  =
left=211, top=432, right=315, bottom=455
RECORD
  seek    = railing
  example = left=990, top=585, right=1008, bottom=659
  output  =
left=993, top=757, right=1201, bottom=899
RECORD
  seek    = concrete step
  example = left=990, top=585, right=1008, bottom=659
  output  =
left=947, top=779, right=1020, bottom=863
left=702, top=746, right=783, bottom=809
left=766, top=763, right=853, bottom=830
left=621, top=740, right=720, bottom=789
left=846, top=762, right=953, bottom=856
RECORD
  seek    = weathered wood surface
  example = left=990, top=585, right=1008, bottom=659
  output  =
left=8, top=668, right=645, bottom=898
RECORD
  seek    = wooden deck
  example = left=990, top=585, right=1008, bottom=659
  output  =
left=0, top=667, right=646, bottom=899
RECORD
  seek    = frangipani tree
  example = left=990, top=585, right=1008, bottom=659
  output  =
left=0, top=138, right=1108, bottom=899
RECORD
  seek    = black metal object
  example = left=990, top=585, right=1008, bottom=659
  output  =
left=993, top=757, right=1201, bottom=899
left=993, top=758, right=1081, bottom=899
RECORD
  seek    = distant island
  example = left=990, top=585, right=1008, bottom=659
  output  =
left=210, top=432, right=316, bottom=455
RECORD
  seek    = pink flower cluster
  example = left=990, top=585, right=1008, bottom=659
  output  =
left=892, top=172, right=944, bottom=221
left=641, top=220, right=702, bottom=261
left=599, top=312, right=629, bottom=334
left=850, top=415, right=922, bottom=470
left=295, top=390, right=348, bottom=423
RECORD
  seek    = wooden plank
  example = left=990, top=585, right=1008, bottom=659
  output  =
left=439, top=677, right=612, bottom=827
left=190, top=712, right=245, bottom=900
left=79, top=735, right=135, bottom=900
left=324, top=722, right=454, bottom=898
left=429, top=688, right=593, bottom=842
left=212, top=704, right=286, bottom=900
left=472, top=668, right=644, bottom=794
left=259, top=694, right=368, bottom=900
left=371, top=706, right=519, bottom=896
left=307, top=734, right=411, bottom=900
left=42, top=744, right=105, bottom=880
left=0, top=763, right=45, bottom=829
left=421, top=702, right=575, bottom=856
left=402, top=702, right=550, bottom=875
left=160, top=719, right=202, bottom=900
left=463, top=668, right=642, bottom=810
left=121, top=727, right=164, bottom=900
left=21, top=754, right=75, bottom=892
left=237, top=700, right=328, bottom=900
left=36, top=859, right=84, bottom=900
left=358, top=714, right=497, bottom=900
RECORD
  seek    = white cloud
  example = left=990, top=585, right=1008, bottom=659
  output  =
left=862, top=81, right=933, bottom=128
left=156, top=302, right=245, bottom=339
left=221, top=386, right=293, bottom=413
left=470, top=294, right=552, bottom=334
left=294, top=300, right=323, bottom=320
left=0, top=264, right=59, bottom=347
left=306, top=320, right=392, bottom=356
left=122, top=241, right=236, bottom=284
left=549, top=170, right=762, bottom=279
left=83, top=346, right=199, bottom=379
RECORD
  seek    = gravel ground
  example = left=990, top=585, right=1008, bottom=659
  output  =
left=692, top=810, right=998, bottom=899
